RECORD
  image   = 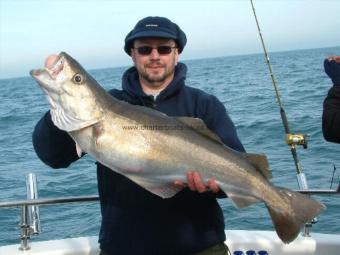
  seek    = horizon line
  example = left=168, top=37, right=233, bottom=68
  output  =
left=1, top=45, right=339, bottom=80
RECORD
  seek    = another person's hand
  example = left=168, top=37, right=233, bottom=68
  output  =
left=174, top=171, right=220, bottom=193
left=324, top=55, right=340, bottom=86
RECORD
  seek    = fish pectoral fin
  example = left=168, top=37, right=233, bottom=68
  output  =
left=176, top=117, right=224, bottom=145
left=244, top=153, right=272, bottom=179
left=75, top=143, right=83, bottom=158
left=131, top=178, right=184, bottom=199
left=228, top=193, right=260, bottom=208
left=266, top=187, right=325, bottom=243
left=148, top=183, right=184, bottom=199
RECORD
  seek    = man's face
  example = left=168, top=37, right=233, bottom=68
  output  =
left=131, top=38, right=179, bottom=88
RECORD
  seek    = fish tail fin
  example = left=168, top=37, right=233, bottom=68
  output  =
left=266, top=187, right=325, bottom=243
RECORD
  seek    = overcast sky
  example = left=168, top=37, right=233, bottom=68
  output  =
left=1, top=0, right=340, bottom=79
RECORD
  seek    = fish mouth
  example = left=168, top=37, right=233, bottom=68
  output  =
left=30, top=53, right=65, bottom=80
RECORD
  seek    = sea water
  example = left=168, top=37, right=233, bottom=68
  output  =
left=0, top=46, right=339, bottom=245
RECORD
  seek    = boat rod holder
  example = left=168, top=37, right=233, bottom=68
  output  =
left=19, top=173, right=41, bottom=250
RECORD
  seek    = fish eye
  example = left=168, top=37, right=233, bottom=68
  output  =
left=73, top=74, right=83, bottom=84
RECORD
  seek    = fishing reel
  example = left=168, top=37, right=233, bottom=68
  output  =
left=286, top=134, right=309, bottom=149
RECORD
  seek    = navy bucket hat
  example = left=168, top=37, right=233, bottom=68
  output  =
left=124, top=16, right=187, bottom=55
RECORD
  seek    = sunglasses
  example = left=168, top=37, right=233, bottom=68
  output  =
left=133, top=46, right=177, bottom=55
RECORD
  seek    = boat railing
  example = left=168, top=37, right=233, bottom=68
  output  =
left=0, top=173, right=338, bottom=251
left=0, top=195, right=100, bottom=208
left=0, top=173, right=99, bottom=251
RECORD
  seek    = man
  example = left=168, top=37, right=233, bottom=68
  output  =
left=323, top=55, right=340, bottom=143
left=33, top=16, right=245, bottom=255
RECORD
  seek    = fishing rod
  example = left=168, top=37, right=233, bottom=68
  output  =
left=249, top=0, right=310, bottom=191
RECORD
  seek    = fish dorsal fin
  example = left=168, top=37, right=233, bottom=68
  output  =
left=117, top=100, right=168, bottom=119
left=134, top=104, right=168, bottom=118
left=176, top=117, right=224, bottom=145
left=244, top=153, right=272, bottom=179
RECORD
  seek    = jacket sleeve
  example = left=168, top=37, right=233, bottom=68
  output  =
left=322, top=86, right=340, bottom=143
left=200, top=94, right=246, bottom=153
left=32, top=111, right=80, bottom=168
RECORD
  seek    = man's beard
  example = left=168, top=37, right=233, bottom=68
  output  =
left=139, top=62, right=175, bottom=86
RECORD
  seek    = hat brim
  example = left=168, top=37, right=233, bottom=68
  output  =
left=124, top=30, right=177, bottom=55
left=128, top=30, right=177, bottom=41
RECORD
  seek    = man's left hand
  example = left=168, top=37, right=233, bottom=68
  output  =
left=174, top=171, right=220, bottom=193
left=324, top=55, right=340, bottom=85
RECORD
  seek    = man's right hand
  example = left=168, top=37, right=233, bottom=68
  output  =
left=324, top=55, right=340, bottom=86
left=174, top=171, right=220, bottom=194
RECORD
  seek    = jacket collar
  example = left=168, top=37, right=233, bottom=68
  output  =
left=122, top=62, right=187, bottom=101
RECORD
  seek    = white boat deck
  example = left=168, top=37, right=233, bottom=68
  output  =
left=1, top=230, right=339, bottom=255
left=225, top=230, right=340, bottom=255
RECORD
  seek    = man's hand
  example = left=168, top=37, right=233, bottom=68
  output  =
left=174, top=171, right=220, bottom=193
left=327, top=56, right=340, bottom=63
left=324, top=55, right=340, bottom=86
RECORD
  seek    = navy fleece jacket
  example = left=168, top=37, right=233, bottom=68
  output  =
left=323, top=59, right=340, bottom=143
left=323, top=86, right=340, bottom=143
left=32, top=62, right=245, bottom=255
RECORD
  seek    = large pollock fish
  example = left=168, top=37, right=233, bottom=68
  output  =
left=30, top=52, right=325, bottom=243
